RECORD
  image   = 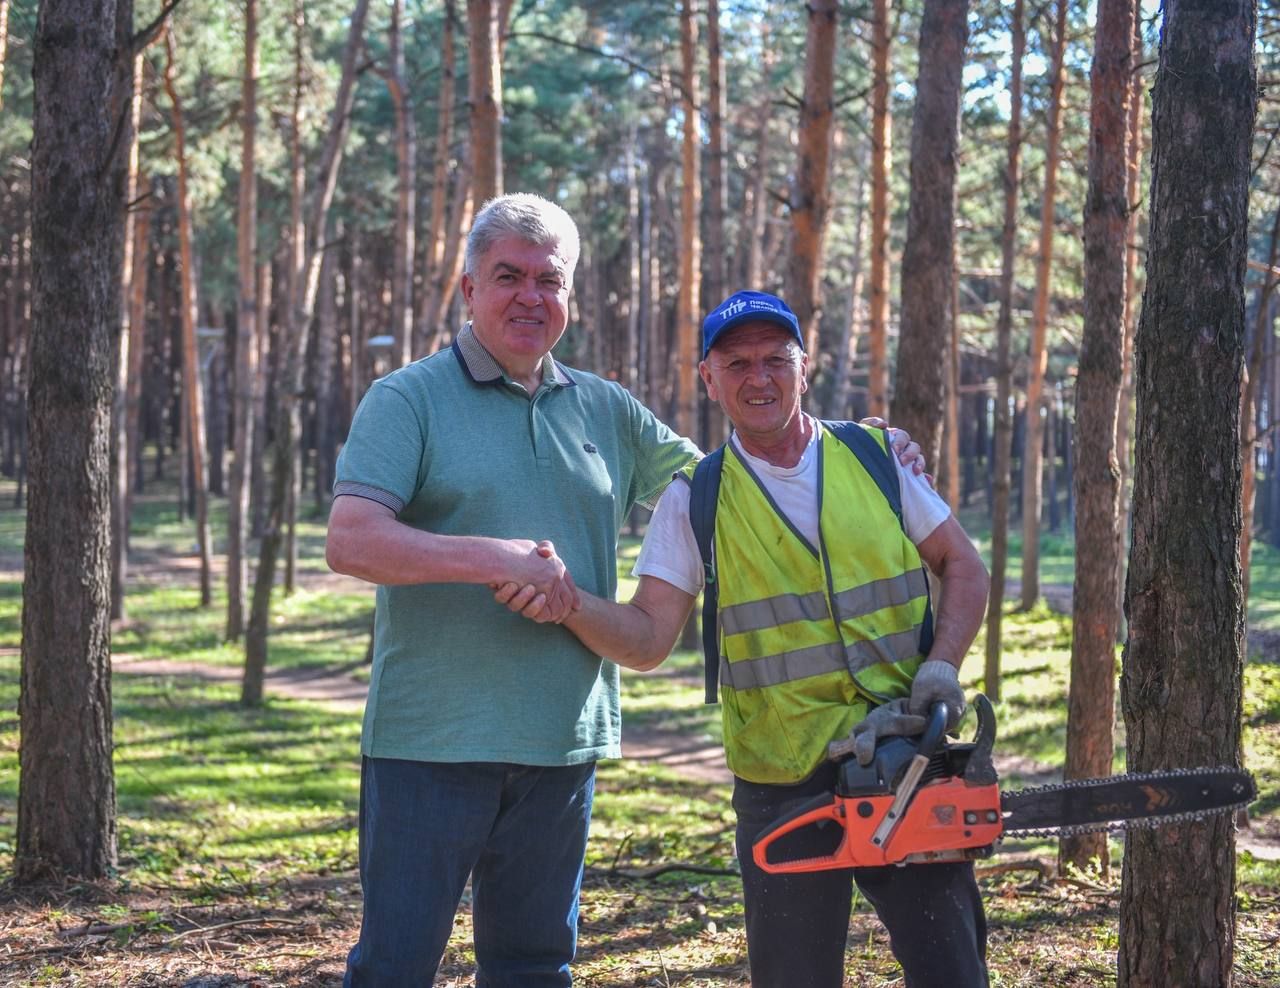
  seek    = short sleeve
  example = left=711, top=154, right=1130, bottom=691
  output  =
left=624, top=389, right=700, bottom=509
left=333, top=381, right=427, bottom=514
left=633, top=479, right=704, bottom=596
left=898, top=458, right=951, bottom=544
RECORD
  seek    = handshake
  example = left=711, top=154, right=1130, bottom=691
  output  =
left=488, top=539, right=580, bottom=624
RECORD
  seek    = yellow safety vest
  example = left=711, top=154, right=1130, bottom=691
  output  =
left=706, top=425, right=931, bottom=783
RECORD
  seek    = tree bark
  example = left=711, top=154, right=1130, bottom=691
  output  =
left=945, top=252, right=960, bottom=511
left=125, top=180, right=149, bottom=532
left=1119, top=2, right=1255, bottom=983
left=227, top=0, right=258, bottom=642
left=18, top=0, right=132, bottom=883
left=1239, top=217, right=1280, bottom=604
left=675, top=0, right=700, bottom=442
left=742, top=29, right=773, bottom=290
left=467, top=0, right=503, bottom=203
left=111, top=51, right=143, bottom=622
left=985, top=0, right=1025, bottom=701
left=417, top=0, right=461, bottom=350
left=829, top=157, right=868, bottom=420
left=387, top=0, right=416, bottom=368
left=243, top=0, right=371, bottom=706
left=892, top=0, right=968, bottom=470
left=867, top=0, right=892, bottom=420
left=162, top=26, right=212, bottom=608
left=1115, top=16, right=1145, bottom=630
left=1060, top=0, right=1136, bottom=877
left=786, top=0, right=837, bottom=363
left=1019, top=0, right=1068, bottom=610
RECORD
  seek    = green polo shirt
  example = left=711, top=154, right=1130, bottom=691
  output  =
left=334, top=324, right=698, bottom=766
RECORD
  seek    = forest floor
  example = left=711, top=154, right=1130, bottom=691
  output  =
left=2, top=493, right=1280, bottom=986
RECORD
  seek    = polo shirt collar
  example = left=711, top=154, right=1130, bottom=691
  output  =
left=452, top=322, right=576, bottom=389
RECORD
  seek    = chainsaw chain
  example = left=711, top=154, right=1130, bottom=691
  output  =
left=999, top=766, right=1254, bottom=841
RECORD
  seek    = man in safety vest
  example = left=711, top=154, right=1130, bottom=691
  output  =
left=495, top=289, right=991, bottom=987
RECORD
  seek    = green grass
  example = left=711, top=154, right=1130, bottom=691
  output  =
left=1, top=471, right=1280, bottom=985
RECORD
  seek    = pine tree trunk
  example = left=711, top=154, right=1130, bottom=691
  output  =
left=387, top=0, right=415, bottom=368
left=1115, top=18, right=1145, bottom=630
left=702, top=0, right=727, bottom=444
left=1119, top=2, right=1255, bottom=982
left=417, top=0, right=459, bottom=350
left=867, top=0, right=892, bottom=420
left=675, top=0, right=700, bottom=443
left=786, top=0, right=837, bottom=363
left=944, top=252, right=961, bottom=512
left=677, top=0, right=702, bottom=657
left=742, top=32, right=773, bottom=290
left=985, top=0, right=1025, bottom=701
left=624, top=132, right=641, bottom=393
left=243, top=0, right=371, bottom=705
left=1019, top=0, right=1068, bottom=610
left=467, top=0, right=503, bottom=202
left=111, top=54, right=143, bottom=622
left=829, top=161, right=868, bottom=420
left=163, top=27, right=212, bottom=608
left=893, top=0, right=968, bottom=470
left=249, top=259, right=271, bottom=537
left=125, top=182, right=149, bottom=538
left=1060, top=0, right=1136, bottom=877
left=227, top=0, right=258, bottom=641
left=18, top=0, right=133, bottom=883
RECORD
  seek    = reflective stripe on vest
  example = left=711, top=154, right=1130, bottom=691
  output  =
left=713, top=424, right=930, bottom=784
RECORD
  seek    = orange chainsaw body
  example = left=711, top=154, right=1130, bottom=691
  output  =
left=753, top=696, right=1005, bottom=874
left=752, top=775, right=1004, bottom=873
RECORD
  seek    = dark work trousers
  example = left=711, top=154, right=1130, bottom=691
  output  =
left=734, top=763, right=989, bottom=988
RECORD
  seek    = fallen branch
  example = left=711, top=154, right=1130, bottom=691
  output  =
left=589, top=863, right=739, bottom=881
left=974, top=857, right=1054, bottom=881
left=162, top=916, right=303, bottom=945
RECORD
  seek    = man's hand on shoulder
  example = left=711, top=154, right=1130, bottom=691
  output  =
left=860, top=416, right=928, bottom=480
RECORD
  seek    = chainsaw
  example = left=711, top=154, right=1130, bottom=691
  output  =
left=752, top=694, right=1257, bottom=874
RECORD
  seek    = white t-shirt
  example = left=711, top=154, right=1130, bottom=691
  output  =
left=633, top=415, right=951, bottom=596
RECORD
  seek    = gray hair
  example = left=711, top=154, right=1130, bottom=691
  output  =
left=464, top=193, right=581, bottom=281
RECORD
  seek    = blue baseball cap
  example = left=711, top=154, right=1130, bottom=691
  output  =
left=701, top=290, right=804, bottom=358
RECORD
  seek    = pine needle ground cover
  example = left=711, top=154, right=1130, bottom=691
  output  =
left=0, top=487, right=1277, bottom=986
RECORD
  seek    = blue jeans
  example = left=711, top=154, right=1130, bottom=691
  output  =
left=734, top=764, right=989, bottom=988
left=344, top=756, right=596, bottom=987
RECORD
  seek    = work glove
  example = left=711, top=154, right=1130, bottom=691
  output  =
left=908, top=659, right=966, bottom=732
left=828, top=699, right=927, bottom=766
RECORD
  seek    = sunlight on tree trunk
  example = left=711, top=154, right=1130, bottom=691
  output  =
left=985, top=0, right=1025, bottom=702
left=786, top=0, right=836, bottom=366
left=1119, top=1, right=1255, bottom=981
left=227, top=0, right=258, bottom=643
left=1060, top=0, right=1135, bottom=878
left=18, top=0, right=133, bottom=884
left=893, top=0, right=968, bottom=470
left=1018, top=0, right=1067, bottom=611
left=163, top=26, right=212, bottom=609
left=468, top=0, right=503, bottom=203
left=867, top=0, right=892, bottom=420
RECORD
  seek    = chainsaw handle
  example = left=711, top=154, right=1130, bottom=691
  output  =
left=751, top=793, right=852, bottom=874
left=918, top=702, right=949, bottom=759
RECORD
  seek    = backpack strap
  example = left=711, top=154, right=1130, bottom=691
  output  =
left=686, top=447, right=725, bottom=703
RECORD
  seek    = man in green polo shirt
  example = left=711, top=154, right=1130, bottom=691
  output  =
left=328, top=193, right=699, bottom=987
left=327, top=194, right=924, bottom=987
